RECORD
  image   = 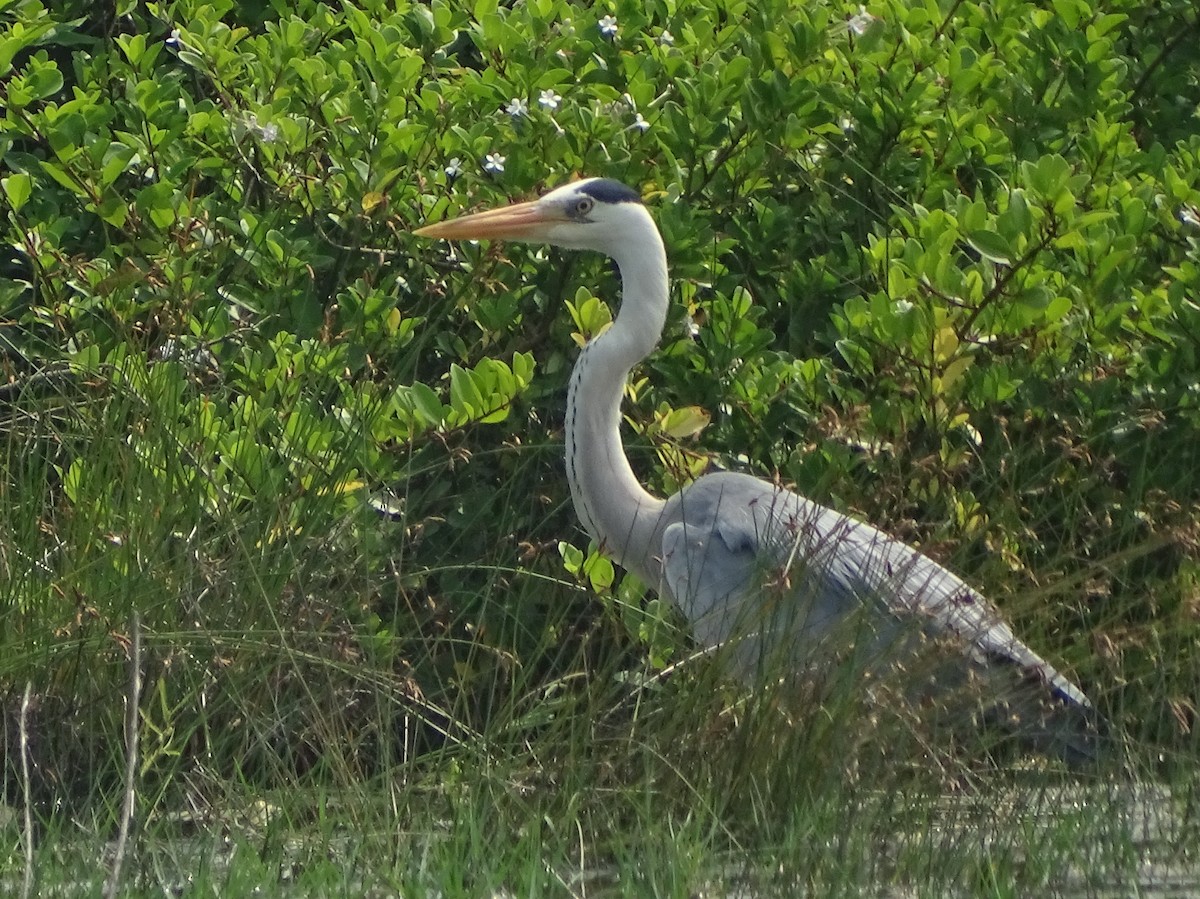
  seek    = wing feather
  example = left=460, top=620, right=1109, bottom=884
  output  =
left=658, top=471, right=1098, bottom=760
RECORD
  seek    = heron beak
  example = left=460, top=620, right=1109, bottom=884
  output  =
left=414, top=198, right=552, bottom=241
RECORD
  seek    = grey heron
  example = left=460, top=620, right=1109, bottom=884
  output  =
left=416, top=177, right=1100, bottom=763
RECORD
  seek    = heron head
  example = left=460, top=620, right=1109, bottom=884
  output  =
left=414, top=178, right=651, bottom=255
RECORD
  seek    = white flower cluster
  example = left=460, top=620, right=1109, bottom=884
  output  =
left=445, top=15, right=668, bottom=180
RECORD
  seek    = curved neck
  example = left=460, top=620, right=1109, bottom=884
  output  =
left=565, top=224, right=669, bottom=582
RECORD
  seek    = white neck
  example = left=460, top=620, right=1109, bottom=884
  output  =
left=564, top=214, right=669, bottom=583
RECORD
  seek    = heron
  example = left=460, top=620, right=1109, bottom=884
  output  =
left=415, top=177, right=1100, bottom=763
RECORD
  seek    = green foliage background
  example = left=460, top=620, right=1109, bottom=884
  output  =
left=2, top=0, right=1199, bottom=839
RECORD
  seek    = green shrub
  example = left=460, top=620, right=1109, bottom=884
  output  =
left=2, top=0, right=1198, bottom=837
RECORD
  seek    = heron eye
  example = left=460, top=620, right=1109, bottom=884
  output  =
left=575, top=197, right=594, bottom=216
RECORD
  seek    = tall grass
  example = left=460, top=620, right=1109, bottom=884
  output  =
left=4, top=0, right=1199, bottom=888
left=2, top=224, right=1197, bottom=899
left=1, top=358, right=1195, bottom=895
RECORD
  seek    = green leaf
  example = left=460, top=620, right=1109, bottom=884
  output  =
left=558, top=541, right=584, bottom=576
left=2, top=172, right=32, bottom=211
left=62, top=459, right=85, bottom=504
left=1050, top=0, right=1087, bottom=30
left=512, top=351, right=535, bottom=386
left=936, top=355, right=973, bottom=394
left=46, top=111, right=86, bottom=157
left=449, top=363, right=484, bottom=416
left=93, top=194, right=129, bottom=227
left=39, top=160, right=87, bottom=196
left=966, top=229, right=1014, bottom=265
left=583, top=551, right=615, bottom=593
left=836, top=338, right=872, bottom=374
left=722, top=55, right=751, bottom=85
left=1090, top=13, right=1128, bottom=37
left=409, top=381, right=444, bottom=425
left=1001, top=189, right=1031, bottom=237
left=136, top=181, right=179, bottom=229
left=661, top=405, right=711, bottom=439
left=933, top=326, right=960, bottom=363
left=117, top=32, right=146, bottom=64
left=0, top=22, right=55, bottom=76
left=981, top=366, right=1020, bottom=402
left=26, top=61, right=63, bottom=100
left=1023, top=155, right=1071, bottom=198
left=100, top=143, right=137, bottom=187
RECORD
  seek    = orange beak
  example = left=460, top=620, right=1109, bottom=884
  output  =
left=414, top=197, right=553, bottom=241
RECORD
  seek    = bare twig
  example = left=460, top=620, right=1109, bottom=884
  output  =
left=20, top=682, right=34, bottom=899
left=0, top=364, right=78, bottom=403
left=103, top=613, right=142, bottom=899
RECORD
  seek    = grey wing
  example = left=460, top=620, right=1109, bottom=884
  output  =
left=659, top=473, right=877, bottom=678
left=661, top=509, right=778, bottom=654
left=844, top=538, right=1093, bottom=710
left=658, top=472, right=1092, bottom=710
left=825, top=528, right=1102, bottom=762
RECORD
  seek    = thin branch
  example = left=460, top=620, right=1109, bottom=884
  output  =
left=103, top=612, right=142, bottom=899
left=20, top=682, right=34, bottom=899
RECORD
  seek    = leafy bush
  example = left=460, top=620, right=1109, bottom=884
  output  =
left=2, top=0, right=1198, bottom=831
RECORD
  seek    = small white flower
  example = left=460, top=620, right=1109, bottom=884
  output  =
left=1179, top=205, right=1200, bottom=228
left=244, top=113, right=279, bottom=142
left=630, top=113, right=650, bottom=133
left=893, top=299, right=914, bottom=314
left=483, top=153, right=506, bottom=174
left=801, top=141, right=830, bottom=167
left=505, top=97, right=528, bottom=117
left=538, top=89, right=562, bottom=110
left=848, top=6, right=877, bottom=36
left=839, top=116, right=854, bottom=133
left=598, top=15, right=618, bottom=37
left=658, top=29, right=674, bottom=46
left=444, top=157, right=462, bottom=179
left=166, top=28, right=182, bottom=48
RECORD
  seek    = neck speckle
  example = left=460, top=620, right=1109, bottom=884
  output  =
left=560, top=205, right=669, bottom=578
